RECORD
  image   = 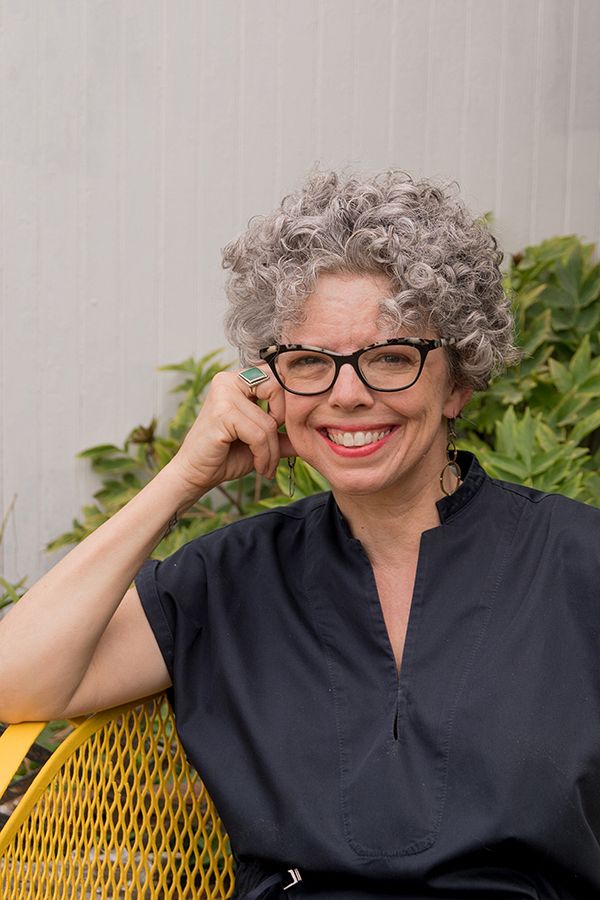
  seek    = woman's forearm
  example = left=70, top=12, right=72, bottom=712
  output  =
left=0, top=460, right=203, bottom=721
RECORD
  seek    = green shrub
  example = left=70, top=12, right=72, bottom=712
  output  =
left=460, top=235, right=600, bottom=506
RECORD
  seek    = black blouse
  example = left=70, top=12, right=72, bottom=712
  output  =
left=136, top=453, right=600, bottom=898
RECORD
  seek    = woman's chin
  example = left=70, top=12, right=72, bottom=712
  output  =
left=321, top=468, right=397, bottom=498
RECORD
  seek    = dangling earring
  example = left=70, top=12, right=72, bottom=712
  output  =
left=287, top=456, right=297, bottom=499
left=439, top=419, right=462, bottom=496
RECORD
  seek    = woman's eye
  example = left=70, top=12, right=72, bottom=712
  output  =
left=374, top=352, right=413, bottom=366
left=288, top=354, right=328, bottom=369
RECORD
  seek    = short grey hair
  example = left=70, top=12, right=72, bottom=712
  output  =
left=222, top=169, right=520, bottom=390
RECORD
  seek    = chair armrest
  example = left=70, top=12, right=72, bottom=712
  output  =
left=0, top=721, right=46, bottom=800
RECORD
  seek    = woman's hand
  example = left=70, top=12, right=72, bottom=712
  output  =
left=170, top=368, right=296, bottom=497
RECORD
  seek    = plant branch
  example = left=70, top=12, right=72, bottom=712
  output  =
left=254, top=474, right=263, bottom=503
left=216, top=484, right=245, bottom=516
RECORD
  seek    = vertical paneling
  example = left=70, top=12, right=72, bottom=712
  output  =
left=277, top=0, right=320, bottom=197
left=530, top=0, right=574, bottom=240
left=1, top=3, right=43, bottom=581
left=495, top=0, right=541, bottom=250
left=79, top=0, right=121, bottom=457
left=424, top=0, right=468, bottom=178
left=565, top=0, right=600, bottom=243
left=459, top=1, right=503, bottom=217
left=317, top=0, right=356, bottom=168
left=237, top=0, right=280, bottom=219
left=388, top=0, right=430, bottom=174
left=352, top=0, right=394, bottom=169
left=157, top=0, right=202, bottom=415
left=119, top=2, right=161, bottom=433
left=194, top=1, right=241, bottom=363
left=37, top=1, right=83, bottom=561
left=1, top=0, right=599, bottom=586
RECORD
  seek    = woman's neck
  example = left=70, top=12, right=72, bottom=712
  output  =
left=333, top=466, right=445, bottom=566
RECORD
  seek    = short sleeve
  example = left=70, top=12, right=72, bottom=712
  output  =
left=135, top=539, right=208, bottom=683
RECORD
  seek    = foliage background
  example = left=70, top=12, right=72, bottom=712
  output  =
left=2, top=234, right=599, bottom=602
left=462, top=235, right=600, bottom=504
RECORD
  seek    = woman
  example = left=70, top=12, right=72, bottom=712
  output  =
left=1, top=170, right=599, bottom=899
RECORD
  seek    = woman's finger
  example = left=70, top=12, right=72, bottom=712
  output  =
left=228, top=393, right=282, bottom=476
left=235, top=367, right=289, bottom=472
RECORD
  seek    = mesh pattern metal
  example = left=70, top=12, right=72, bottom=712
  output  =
left=0, top=696, right=234, bottom=898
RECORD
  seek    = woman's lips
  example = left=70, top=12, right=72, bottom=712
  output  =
left=318, top=425, right=398, bottom=457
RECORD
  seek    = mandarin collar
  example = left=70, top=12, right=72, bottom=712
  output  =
left=435, top=451, right=487, bottom=523
left=328, top=450, right=487, bottom=537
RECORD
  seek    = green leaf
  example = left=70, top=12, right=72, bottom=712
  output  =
left=91, top=457, right=139, bottom=474
left=547, top=358, right=572, bottom=394
left=570, top=334, right=592, bottom=384
left=519, top=309, right=553, bottom=356
left=158, top=357, right=199, bottom=374
left=530, top=447, right=568, bottom=477
left=484, top=453, right=529, bottom=481
left=556, top=247, right=583, bottom=299
left=539, top=284, right=572, bottom=311
left=577, top=304, right=600, bottom=334
left=0, top=575, right=27, bottom=604
left=570, top=409, right=600, bottom=445
left=552, top=392, right=588, bottom=427
left=579, top=262, right=600, bottom=307
left=154, top=441, right=176, bottom=469
left=495, top=407, right=519, bottom=456
left=77, top=444, right=122, bottom=458
left=513, top=409, right=536, bottom=469
left=257, top=495, right=299, bottom=510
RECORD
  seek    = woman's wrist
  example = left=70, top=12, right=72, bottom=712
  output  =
left=156, top=455, right=214, bottom=518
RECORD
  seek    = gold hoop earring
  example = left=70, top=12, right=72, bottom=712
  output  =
left=287, top=456, right=297, bottom=499
left=439, top=419, right=462, bottom=496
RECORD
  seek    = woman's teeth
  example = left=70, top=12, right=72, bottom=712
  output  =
left=326, top=429, right=391, bottom=447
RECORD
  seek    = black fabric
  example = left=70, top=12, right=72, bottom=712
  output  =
left=136, top=453, right=600, bottom=898
left=231, top=857, right=285, bottom=899
left=236, top=871, right=285, bottom=900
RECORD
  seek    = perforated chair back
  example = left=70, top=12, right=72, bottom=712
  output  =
left=0, top=693, right=235, bottom=898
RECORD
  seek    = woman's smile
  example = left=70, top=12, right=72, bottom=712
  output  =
left=319, top=424, right=398, bottom=455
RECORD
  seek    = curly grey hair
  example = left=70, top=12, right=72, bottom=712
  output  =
left=222, top=169, right=520, bottom=390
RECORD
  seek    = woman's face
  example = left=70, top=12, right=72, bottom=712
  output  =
left=281, top=271, right=472, bottom=501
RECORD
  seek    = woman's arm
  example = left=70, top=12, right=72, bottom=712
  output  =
left=0, top=464, right=196, bottom=722
left=0, top=371, right=291, bottom=723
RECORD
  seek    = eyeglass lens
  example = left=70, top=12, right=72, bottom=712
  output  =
left=274, top=344, right=424, bottom=394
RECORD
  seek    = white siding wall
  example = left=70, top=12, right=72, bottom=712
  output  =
left=1, top=0, right=599, bottom=584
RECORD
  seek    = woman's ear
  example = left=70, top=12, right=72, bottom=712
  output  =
left=443, top=384, right=473, bottom=420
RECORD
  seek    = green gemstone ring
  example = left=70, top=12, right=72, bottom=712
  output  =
left=238, top=366, right=270, bottom=394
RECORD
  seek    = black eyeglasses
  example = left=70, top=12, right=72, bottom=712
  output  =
left=258, top=338, right=456, bottom=396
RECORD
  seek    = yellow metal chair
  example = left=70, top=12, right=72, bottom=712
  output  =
left=0, top=693, right=235, bottom=898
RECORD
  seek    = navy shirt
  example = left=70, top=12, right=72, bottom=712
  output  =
left=136, top=453, right=600, bottom=898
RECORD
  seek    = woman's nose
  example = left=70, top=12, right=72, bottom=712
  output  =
left=327, top=363, right=375, bottom=408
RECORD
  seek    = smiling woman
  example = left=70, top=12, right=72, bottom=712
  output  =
left=1, top=170, right=600, bottom=900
